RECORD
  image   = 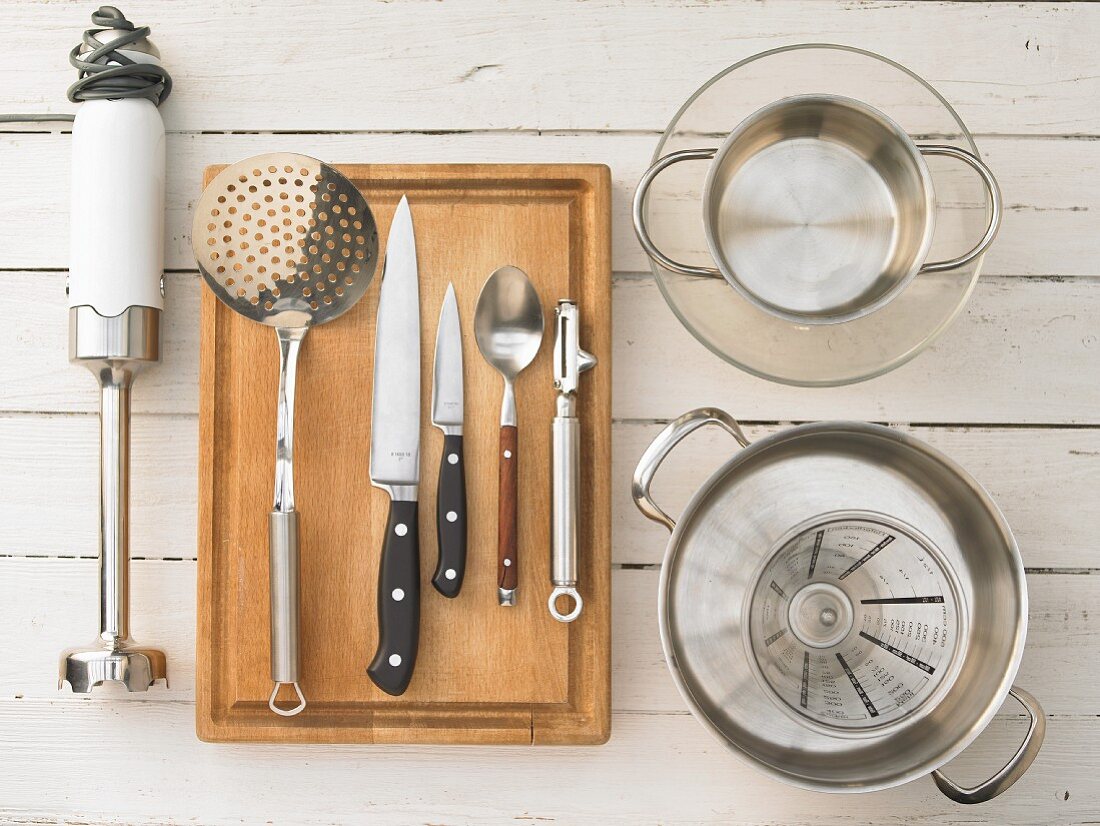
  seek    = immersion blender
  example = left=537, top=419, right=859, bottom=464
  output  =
left=59, top=6, right=174, bottom=693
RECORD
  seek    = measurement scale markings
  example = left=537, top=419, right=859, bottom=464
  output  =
left=807, top=530, right=823, bottom=578
left=836, top=653, right=879, bottom=718
left=861, top=595, right=945, bottom=605
left=837, top=535, right=895, bottom=581
left=800, top=651, right=810, bottom=709
left=764, top=628, right=787, bottom=647
left=769, top=580, right=787, bottom=600
left=859, top=631, right=936, bottom=675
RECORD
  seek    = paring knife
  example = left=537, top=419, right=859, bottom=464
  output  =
left=367, top=196, right=421, bottom=696
left=431, top=283, right=466, bottom=597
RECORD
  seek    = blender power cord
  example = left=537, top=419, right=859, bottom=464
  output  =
left=0, top=5, right=172, bottom=125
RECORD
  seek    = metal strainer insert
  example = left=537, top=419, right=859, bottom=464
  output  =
left=192, top=153, right=378, bottom=716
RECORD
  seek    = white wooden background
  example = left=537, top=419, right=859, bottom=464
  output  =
left=1, top=1, right=1097, bottom=823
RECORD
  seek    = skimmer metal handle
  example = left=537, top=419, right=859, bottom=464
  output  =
left=632, top=408, right=750, bottom=532
left=268, top=326, right=307, bottom=716
left=931, top=686, right=1045, bottom=804
left=268, top=510, right=304, bottom=717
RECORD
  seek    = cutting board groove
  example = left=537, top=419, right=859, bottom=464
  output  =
left=196, top=164, right=611, bottom=744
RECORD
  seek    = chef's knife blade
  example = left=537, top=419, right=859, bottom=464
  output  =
left=430, top=283, right=466, bottom=598
left=369, top=197, right=421, bottom=491
left=367, top=195, right=421, bottom=696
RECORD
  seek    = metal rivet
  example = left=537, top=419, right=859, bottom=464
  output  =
left=504, top=558, right=512, bottom=567
left=503, top=450, right=512, bottom=459
left=446, top=511, right=458, bottom=523
left=448, top=453, right=459, bottom=465
left=388, top=654, right=402, bottom=667
left=445, top=569, right=457, bottom=580
left=395, top=523, right=408, bottom=537
left=391, top=588, right=405, bottom=601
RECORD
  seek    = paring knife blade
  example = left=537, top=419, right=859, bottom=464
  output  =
left=367, top=195, right=421, bottom=696
left=430, top=283, right=466, bottom=598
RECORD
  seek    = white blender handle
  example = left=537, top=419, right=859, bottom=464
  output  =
left=69, top=95, right=166, bottom=315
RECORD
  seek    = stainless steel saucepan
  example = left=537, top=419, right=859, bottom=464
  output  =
left=633, top=94, right=1002, bottom=325
left=632, top=408, right=1044, bottom=803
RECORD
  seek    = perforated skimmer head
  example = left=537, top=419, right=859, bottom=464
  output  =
left=192, top=153, right=378, bottom=328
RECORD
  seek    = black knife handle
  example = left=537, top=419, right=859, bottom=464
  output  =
left=367, top=498, right=420, bottom=696
left=432, top=434, right=467, bottom=598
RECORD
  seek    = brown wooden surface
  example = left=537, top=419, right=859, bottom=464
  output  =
left=196, top=164, right=612, bottom=744
left=498, top=424, right=519, bottom=594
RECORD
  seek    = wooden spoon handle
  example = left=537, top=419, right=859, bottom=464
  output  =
left=497, top=424, right=518, bottom=605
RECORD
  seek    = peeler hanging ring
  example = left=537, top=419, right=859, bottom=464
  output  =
left=549, top=586, right=583, bottom=623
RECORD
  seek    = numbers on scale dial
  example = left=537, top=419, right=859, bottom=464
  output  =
left=748, top=517, right=961, bottom=730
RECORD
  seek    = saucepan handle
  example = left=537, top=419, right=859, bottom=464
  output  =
left=931, top=686, right=1046, bottom=805
left=633, top=149, right=722, bottom=278
left=632, top=408, right=749, bottom=533
left=918, top=145, right=1003, bottom=274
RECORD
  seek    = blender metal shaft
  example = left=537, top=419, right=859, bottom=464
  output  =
left=99, top=369, right=131, bottom=644
left=60, top=306, right=167, bottom=692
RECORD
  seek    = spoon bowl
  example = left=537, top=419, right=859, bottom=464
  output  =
left=475, top=266, right=545, bottom=381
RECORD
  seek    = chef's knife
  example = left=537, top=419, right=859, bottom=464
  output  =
left=430, top=283, right=466, bottom=598
left=367, top=196, right=421, bottom=696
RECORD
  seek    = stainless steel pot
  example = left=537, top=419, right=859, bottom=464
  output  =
left=632, top=408, right=1044, bottom=802
left=633, top=95, right=1002, bottom=324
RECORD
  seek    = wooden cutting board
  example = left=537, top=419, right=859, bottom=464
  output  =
left=196, top=164, right=611, bottom=744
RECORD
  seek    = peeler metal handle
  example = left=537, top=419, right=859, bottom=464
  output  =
left=548, top=300, right=596, bottom=623
left=550, top=402, right=582, bottom=622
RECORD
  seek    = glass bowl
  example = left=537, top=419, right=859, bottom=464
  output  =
left=641, top=44, right=994, bottom=386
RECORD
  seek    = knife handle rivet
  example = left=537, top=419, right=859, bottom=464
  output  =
left=446, top=511, right=458, bottom=523
left=504, top=558, right=512, bottom=567
left=503, top=450, right=512, bottom=459
left=391, top=588, right=405, bottom=601
left=394, top=523, right=408, bottom=537
left=448, top=453, right=459, bottom=465
left=388, top=654, right=402, bottom=667
left=445, top=569, right=457, bottom=580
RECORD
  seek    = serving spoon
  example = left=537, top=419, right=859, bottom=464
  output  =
left=474, top=265, right=544, bottom=606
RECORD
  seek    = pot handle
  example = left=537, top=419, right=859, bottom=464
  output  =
left=633, top=149, right=722, bottom=278
left=632, top=408, right=749, bottom=533
left=918, top=145, right=1003, bottom=274
left=931, top=686, right=1046, bottom=805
